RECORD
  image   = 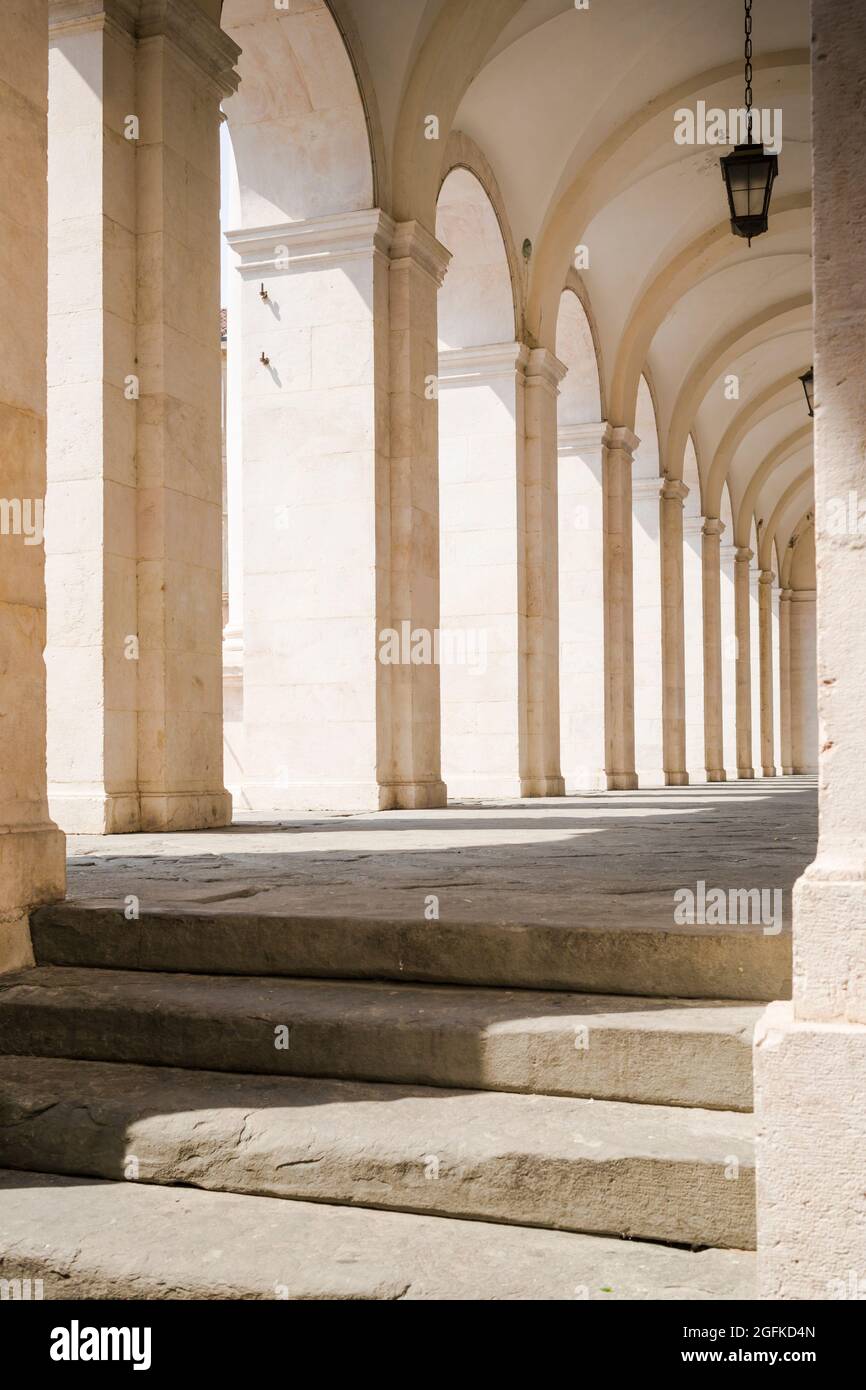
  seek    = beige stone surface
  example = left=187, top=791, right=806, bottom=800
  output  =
left=0, top=0, right=65, bottom=972
left=0, top=1170, right=756, bottom=1300
left=0, top=1055, right=756, bottom=1248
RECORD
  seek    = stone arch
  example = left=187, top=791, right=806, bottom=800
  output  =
left=222, top=0, right=375, bottom=226
left=435, top=163, right=523, bottom=796
left=736, top=426, right=813, bottom=548
left=390, top=0, right=524, bottom=227
left=671, top=299, right=812, bottom=497
left=704, top=368, right=813, bottom=521
left=556, top=286, right=606, bottom=790
left=440, top=131, right=524, bottom=344
left=528, top=50, right=809, bottom=347
left=436, top=165, right=516, bottom=349
left=607, top=200, right=811, bottom=432
left=763, top=474, right=814, bottom=574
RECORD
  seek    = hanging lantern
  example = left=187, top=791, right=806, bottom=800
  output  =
left=799, top=368, right=815, bottom=418
left=720, top=0, right=778, bottom=245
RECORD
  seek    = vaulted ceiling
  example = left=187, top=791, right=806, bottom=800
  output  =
left=222, top=0, right=814, bottom=575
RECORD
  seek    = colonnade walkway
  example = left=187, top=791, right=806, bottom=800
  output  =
left=0, top=781, right=814, bottom=1298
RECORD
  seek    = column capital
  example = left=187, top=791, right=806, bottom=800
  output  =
left=759, top=568, right=776, bottom=586
left=390, top=220, right=451, bottom=286
left=226, top=210, right=397, bottom=273
left=50, top=0, right=242, bottom=92
left=437, top=342, right=529, bottom=386
left=779, top=587, right=794, bottom=602
left=661, top=478, right=689, bottom=503
left=525, top=347, right=568, bottom=393
left=49, top=0, right=139, bottom=37
left=790, top=588, right=817, bottom=602
left=606, top=425, right=640, bottom=457
left=735, top=546, right=754, bottom=564
left=702, top=517, right=725, bottom=538
left=140, top=0, right=241, bottom=95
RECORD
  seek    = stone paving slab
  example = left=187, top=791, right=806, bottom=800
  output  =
left=0, top=1169, right=757, bottom=1300
left=0, top=966, right=761, bottom=1107
left=56, top=782, right=815, bottom=927
left=0, top=1056, right=756, bottom=1248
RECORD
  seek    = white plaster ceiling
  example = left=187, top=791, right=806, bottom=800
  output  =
left=224, top=0, right=814, bottom=569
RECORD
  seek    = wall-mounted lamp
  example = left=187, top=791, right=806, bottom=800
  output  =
left=799, top=367, right=815, bottom=418
left=260, top=352, right=270, bottom=367
left=259, top=283, right=269, bottom=301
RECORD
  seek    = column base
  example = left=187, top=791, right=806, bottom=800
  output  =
left=782, top=766, right=794, bottom=775
left=755, top=1000, right=866, bottom=1299
left=705, top=768, right=727, bottom=782
left=379, top=779, right=448, bottom=811
left=736, top=767, right=756, bottom=779
left=520, top=776, right=566, bottom=798
left=762, top=765, right=777, bottom=778
left=792, top=764, right=818, bottom=775
left=664, top=771, right=690, bottom=787
left=0, top=822, right=66, bottom=974
left=48, top=788, right=142, bottom=836
left=606, top=772, right=639, bottom=791
left=139, top=791, right=232, bottom=832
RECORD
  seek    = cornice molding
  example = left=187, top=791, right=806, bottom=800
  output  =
left=226, top=211, right=396, bottom=272
left=50, top=1, right=241, bottom=92
left=437, top=342, right=529, bottom=384
left=558, top=421, right=611, bottom=455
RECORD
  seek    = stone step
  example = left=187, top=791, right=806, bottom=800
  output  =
left=0, top=1056, right=756, bottom=1248
left=31, top=901, right=789, bottom=1000
left=0, top=966, right=760, bottom=1109
left=0, top=1169, right=755, bottom=1301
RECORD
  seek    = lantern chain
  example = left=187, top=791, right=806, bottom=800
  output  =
left=745, top=0, right=753, bottom=140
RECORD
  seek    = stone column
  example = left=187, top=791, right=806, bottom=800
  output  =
left=778, top=588, right=793, bottom=774
left=660, top=478, right=688, bottom=786
left=749, top=561, right=762, bottom=774
left=683, top=514, right=705, bottom=782
left=602, top=427, right=639, bottom=790
left=386, top=222, right=451, bottom=808
left=632, top=475, right=664, bottom=786
left=522, top=349, right=566, bottom=796
left=771, top=579, right=783, bottom=772
left=0, top=0, right=66, bottom=970
left=230, top=214, right=450, bottom=812
left=788, top=589, right=818, bottom=775
left=558, top=422, right=607, bottom=791
left=438, top=342, right=527, bottom=798
left=719, top=538, right=738, bottom=777
left=223, top=238, right=244, bottom=673
left=734, top=546, right=755, bottom=778
left=754, top=0, right=866, bottom=1301
left=758, top=569, right=776, bottom=776
left=700, top=519, right=726, bottom=781
left=45, top=0, right=237, bottom=832
left=46, top=2, right=139, bottom=833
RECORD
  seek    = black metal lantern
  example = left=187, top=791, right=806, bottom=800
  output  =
left=720, top=1, right=778, bottom=245
left=799, top=368, right=815, bottom=418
